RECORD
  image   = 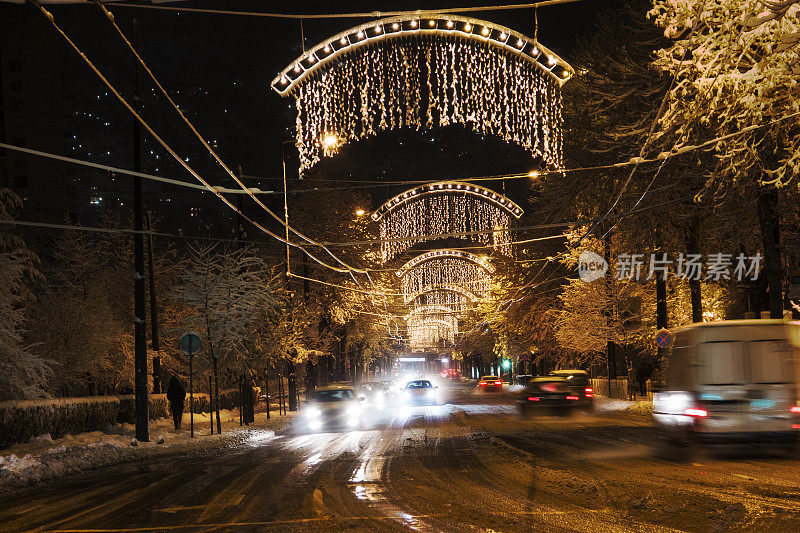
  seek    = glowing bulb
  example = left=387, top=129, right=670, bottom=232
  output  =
left=340, top=37, right=347, bottom=45
left=324, top=44, right=331, bottom=52
left=446, top=20, right=453, bottom=28
left=532, top=47, right=539, bottom=55
left=355, top=209, right=365, bottom=216
left=517, top=39, right=524, bottom=47
left=308, top=55, right=315, bottom=63
left=481, top=27, right=490, bottom=36
left=357, top=30, right=364, bottom=38
left=322, top=133, right=339, bottom=148
left=410, top=20, right=417, bottom=28
left=293, top=64, right=300, bottom=72
left=280, top=76, right=288, bottom=84
left=548, top=56, right=556, bottom=66
left=429, top=19, right=435, bottom=27
left=375, top=25, right=382, bottom=33
left=500, top=32, right=507, bottom=39
left=528, top=170, right=540, bottom=178
left=392, top=23, right=399, bottom=30
left=464, top=23, right=471, bottom=31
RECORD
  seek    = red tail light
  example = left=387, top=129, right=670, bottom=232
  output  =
left=479, top=382, right=487, bottom=386
left=566, top=395, right=579, bottom=400
left=584, top=387, right=594, bottom=398
left=791, top=406, right=800, bottom=414
left=527, top=397, right=540, bottom=401
left=684, top=408, right=708, bottom=417
left=494, top=381, right=503, bottom=385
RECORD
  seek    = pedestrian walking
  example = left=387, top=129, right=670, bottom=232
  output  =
left=166, top=375, right=187, bottom=430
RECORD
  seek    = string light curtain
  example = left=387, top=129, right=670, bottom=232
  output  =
left=379, top=191, right=512, bottom=261
left=401, top=257, right=491, bottom=301
left=272, top=15, right=572, bottom=173
left=293, top=39, right=563, bottom=171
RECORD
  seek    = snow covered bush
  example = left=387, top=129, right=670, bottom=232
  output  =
left=0, top=396, right=120, bottom=448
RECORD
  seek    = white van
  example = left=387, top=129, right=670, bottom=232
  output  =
left=653, top=320, right=800, bottom=455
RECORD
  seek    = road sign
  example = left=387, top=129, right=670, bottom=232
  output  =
left=655, top=328, right=673, bottom=349
left=179, top=332, right=202, bottom=356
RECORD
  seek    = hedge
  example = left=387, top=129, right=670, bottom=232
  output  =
left=116, top=394, right=170, bottom=424
left=0, top=396, right=120, bottom=449
left=0, top=388, right=261, bottom=449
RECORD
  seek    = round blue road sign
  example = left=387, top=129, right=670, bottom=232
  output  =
left=655, top=328, right=673, bottom=349
left=179, top=332, right=202, bottom=356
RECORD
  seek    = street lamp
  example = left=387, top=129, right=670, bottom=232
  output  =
left=355, top=208, right=366, bottom=217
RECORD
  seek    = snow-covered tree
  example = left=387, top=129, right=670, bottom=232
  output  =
left=0, top=189, right=52, bottom=400
left=650, top=0, right=800, bottom=316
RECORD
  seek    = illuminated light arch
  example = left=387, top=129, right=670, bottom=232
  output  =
left=271, top=14, right=573, bottom=95
left=376, top=181, right=520, bottom=262
left=372, top=182, right=523, bottom=222
left=271, top=14, right=572, bottom=171
left=406, top=285, right=479, bottom=305
left=396, top=249, right=494, bottom=277
left=405, top=305, right=458, bottom=320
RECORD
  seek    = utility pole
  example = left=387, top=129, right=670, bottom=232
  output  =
left=132, top=16, right=149, bottom=442
left=146, top=211, right=161, bottom=394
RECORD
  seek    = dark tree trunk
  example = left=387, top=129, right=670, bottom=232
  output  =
left=687, top=216, right=703, bottom=322
left=604, top=233, right=617, bottom=381
left=758, top=186, right=783, bottom=318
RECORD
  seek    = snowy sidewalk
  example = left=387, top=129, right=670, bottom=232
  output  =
left=0, top=408, right=294, bottom=493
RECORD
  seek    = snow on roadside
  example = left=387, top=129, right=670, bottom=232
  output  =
left=0, top=409, right=294, bottom=493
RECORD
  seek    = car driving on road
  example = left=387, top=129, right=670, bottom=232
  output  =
left=303, top=384, right=364, bottom=431
left=654, top=320, right=800, bottom=457
left=402, top=379, right=438, bottom=405
left=548, top=369, right=594, bottom=411
left=518, top=377, right=583, bottom=416
left=357, top=382, right=387, bottom=406
left=478, top=375, right=504, bottom=392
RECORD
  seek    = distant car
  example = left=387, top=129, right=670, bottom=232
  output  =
left=548, top=370, right=594, bottom=410
left=303, top=384, right=363, bottom=431
left=478, top=375, right=504, bottom=392
left=402, top=379, right=438, bottom=405
left=518, top=377, right=579, bottom=416
left=357, top=382, right=387, bottom=405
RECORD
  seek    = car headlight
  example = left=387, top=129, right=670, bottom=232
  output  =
left=402, top=391, right=411, bottom=399
left=306, top=407, right=322, bottom=418
left=347, top=404, right=361, bottom=416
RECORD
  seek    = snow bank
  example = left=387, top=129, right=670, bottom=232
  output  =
left=0, top=409, right=294, bottom=493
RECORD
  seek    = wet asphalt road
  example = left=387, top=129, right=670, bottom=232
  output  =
left=4, top=382, right=800, bottom=532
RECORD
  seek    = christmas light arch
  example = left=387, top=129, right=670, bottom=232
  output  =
left=271, top=14, right=573, bottom=171
left=405, top=305, right=459, bottom=320
left=396, top=249, right=494, bottom=277
left=376, top=182, right=521, bottom=262
left=372, top=181, right=523, bottom=222
left=406, top=284, right=479, bottom=305
left=400, top=257, right=492, bottom=301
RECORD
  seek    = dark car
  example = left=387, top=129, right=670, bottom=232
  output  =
left=478, top=375, right=503, bottom=392
left=548, top=370, right=594, bottom=410
left=518, top=377, right=582, bottom=416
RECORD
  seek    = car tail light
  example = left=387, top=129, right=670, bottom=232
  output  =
left=494, top=381, right=503, bottom=385
left=527, top=397, right=540, bottom=401
left=566, top=395, right=579, bottom=400
left=479, top=382, right=487, bottom=386
left=684, top=408, right=708, bottom=417
left=790, top=406, right=800, bottom=414
left=584, top=387, right=594, bottom=398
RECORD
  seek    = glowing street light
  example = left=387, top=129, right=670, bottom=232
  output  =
left=322, top=133, right=339, bottom=149
left=355, top=209, right=366, bottom=216
left=528, top=170, right=540, bottom=178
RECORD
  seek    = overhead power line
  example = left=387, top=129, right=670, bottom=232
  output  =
left=102, top=0, right=585, bottom=20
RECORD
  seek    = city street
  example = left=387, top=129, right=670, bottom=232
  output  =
left=3, top=382, right=800, bottom=532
